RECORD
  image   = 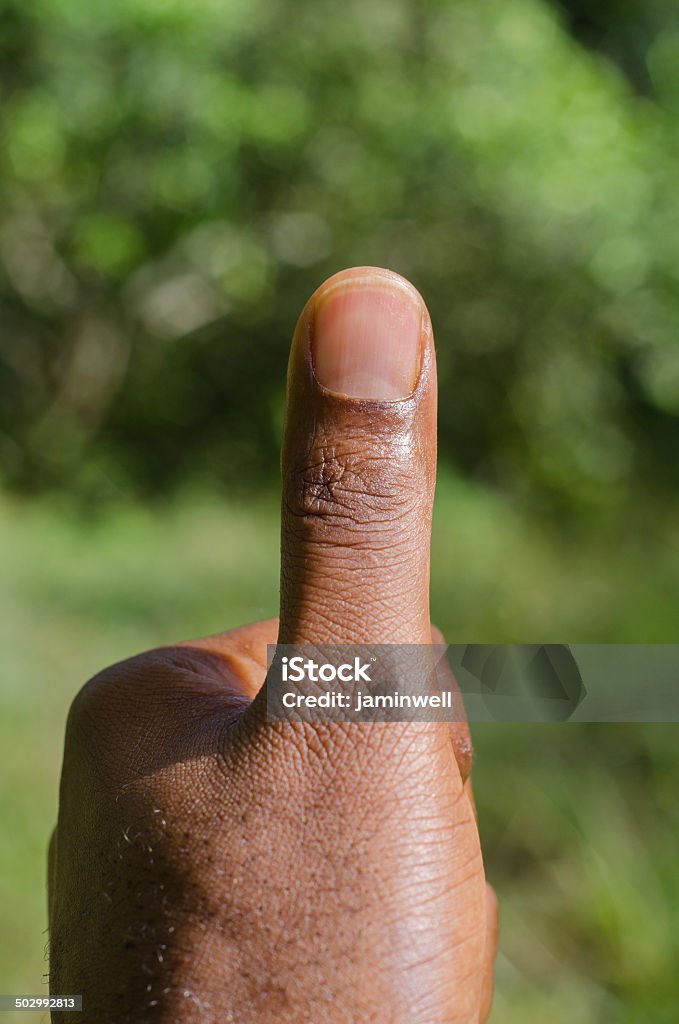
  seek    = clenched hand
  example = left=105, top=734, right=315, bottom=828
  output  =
left=49, top=267, right=497, bottom=1023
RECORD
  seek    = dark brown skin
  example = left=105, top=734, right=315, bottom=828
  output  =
left=49, top=268, right=497, bottom=1023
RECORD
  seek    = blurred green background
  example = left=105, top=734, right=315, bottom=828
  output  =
left=1, top=0, right=678, bottom=1019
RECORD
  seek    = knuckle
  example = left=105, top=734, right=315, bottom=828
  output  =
left=65, top=646, right=230, bottom=756
left=65, top=654, right=145, bottom=740
left=63, top=649, right=197, bottom=779
left=67, top=667, right=119, bottom=733
left=284, top=434, right=419, bottom=528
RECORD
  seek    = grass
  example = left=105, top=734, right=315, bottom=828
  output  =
left=1, top=474, right=678, bottom=1022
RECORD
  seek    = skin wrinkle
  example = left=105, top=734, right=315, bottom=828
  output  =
left=286, top=446, right=422, bottom=518
left=283, top=515, right=425, bottom=546
left=280, top=542, right=428, bottom=610
left=279, top=567, right=409, bottom=605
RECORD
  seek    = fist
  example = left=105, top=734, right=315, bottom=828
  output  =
left=49, top=268, right=497, bottom=1023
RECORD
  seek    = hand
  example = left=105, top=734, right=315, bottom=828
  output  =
left=49, top=267, right=498, bottom=1023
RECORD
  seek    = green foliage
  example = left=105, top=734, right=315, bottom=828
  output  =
left=1, top=0, right=678, bottom=516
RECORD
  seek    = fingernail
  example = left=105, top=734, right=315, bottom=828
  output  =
left=311, top=273, right=424, bottom=400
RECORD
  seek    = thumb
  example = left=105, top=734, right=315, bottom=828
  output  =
left=277, top=266, right=437, bottom=646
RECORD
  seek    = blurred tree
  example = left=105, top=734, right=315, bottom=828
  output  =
left=553, top=0, right=676, bottom=93
left=1, top=0, right=678, bottom=518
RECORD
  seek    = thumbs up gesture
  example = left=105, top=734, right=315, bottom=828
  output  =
left=49, top=268, right=497, bottom=1023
